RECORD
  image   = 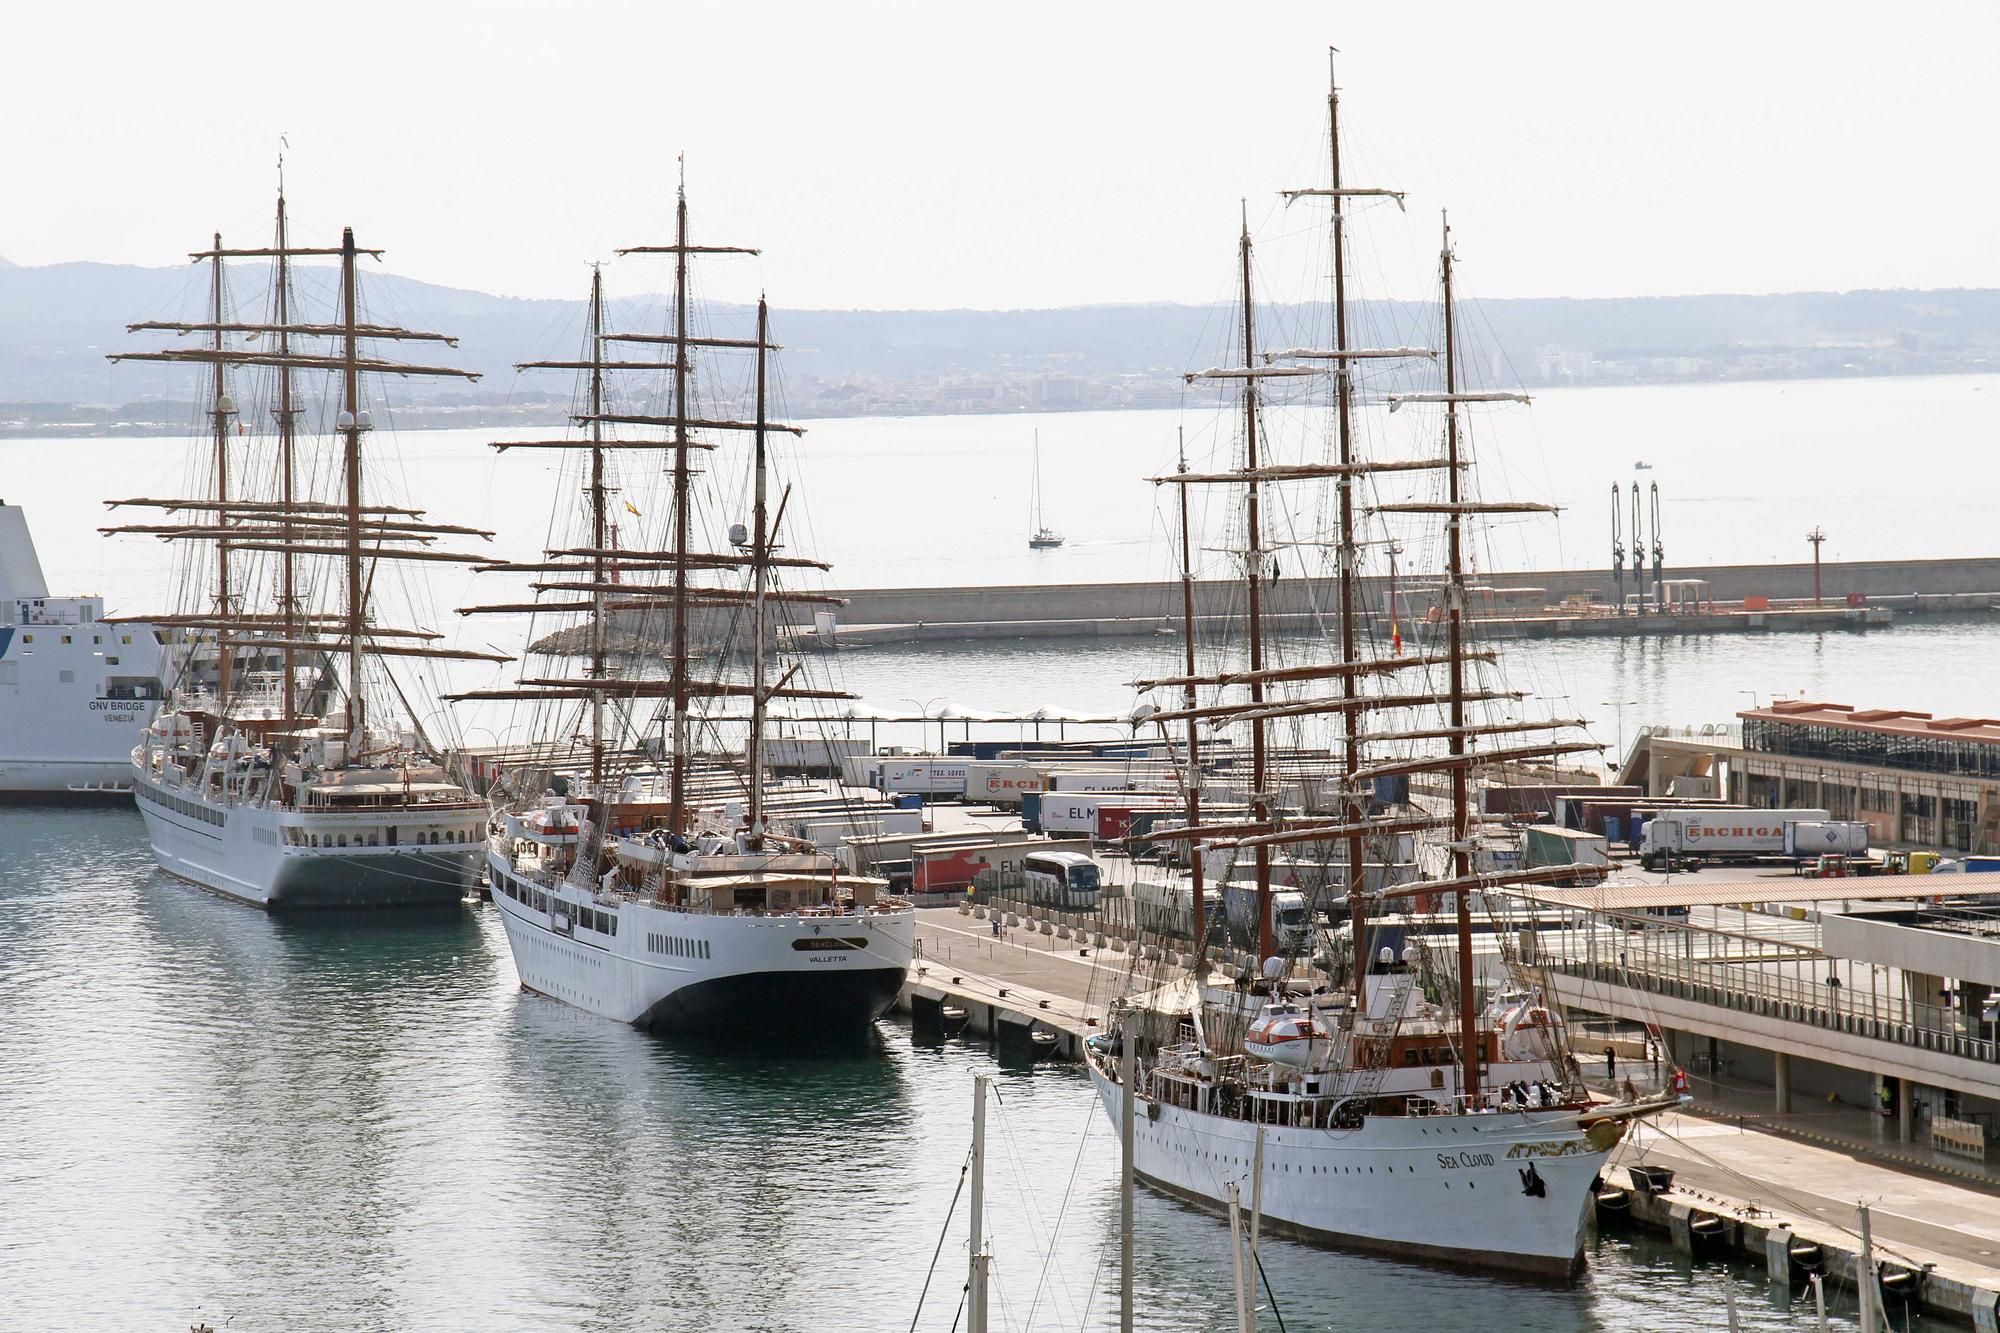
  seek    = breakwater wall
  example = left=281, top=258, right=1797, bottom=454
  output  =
left=830, top=557, right=2000, bottom=630
left=533, top=557, right=2000, bottom=655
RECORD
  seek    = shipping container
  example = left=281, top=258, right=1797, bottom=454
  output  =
left=912, top=836, right=1090, bottom=892
left=1639, top=807, right=1829, bottom=869
left=789, top=807, right=926, bottom=850
left=1524, top=824, right=1611, bottom=883
left=1220, top=883, right=1314, bottom=953
left=1482, top=784, right=1639, bottom=820
left=1037, top=791, right=1177, bottom=838
left=761, top=736, right=872, bottom=777
left=962, top=762, right=1047, bottom=806
left=839, top=753, right=883, bottom=789
left=1131, top=879, right=1223, bottom=942
left=839, top=826, right=1033, bottom=876
left=1781, top=820, right=1870, bottom=859
left=879, top=759, right=970, bottom=796
left=1049, top=770, right=1166, bottom=794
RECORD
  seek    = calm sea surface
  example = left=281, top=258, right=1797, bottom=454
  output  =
left=0, top=806, right=1936, bottom=1331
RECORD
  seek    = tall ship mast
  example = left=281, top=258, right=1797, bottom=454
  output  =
left=108, top=189, right=495, bottom=908
left=1087, top=58, right=1668, bottom=1277
left=454, top=174, right=915, bottom=1031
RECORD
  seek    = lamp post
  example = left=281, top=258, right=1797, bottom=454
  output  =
left=901, top=696, right=945, bottom=755
left=1807, top=526, right=1827, bottom=607
left=1600, top=699, right=1638, bottom=773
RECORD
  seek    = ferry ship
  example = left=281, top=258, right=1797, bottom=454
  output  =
left=453, top=175, right=915, bottom=1031
left=109, top=189, right=494, bottom=908
left=0, top=503, right=169, bottom=799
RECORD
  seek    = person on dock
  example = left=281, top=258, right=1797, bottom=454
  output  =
left=1604, top=1044, right=1617, bottom=1080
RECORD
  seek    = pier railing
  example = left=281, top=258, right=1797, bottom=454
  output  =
left=1531, top=917, right=2000, bottom=1065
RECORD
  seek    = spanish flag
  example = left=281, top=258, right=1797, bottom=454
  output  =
left=623, top=500, right=641, bottom=518
left=1391, top=620, right=1403, bottom=656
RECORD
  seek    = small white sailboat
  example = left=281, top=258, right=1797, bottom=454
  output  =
left=1028, top=431, right=1064, bottom=549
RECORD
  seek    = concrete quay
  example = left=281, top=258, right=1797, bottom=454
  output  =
left=1604, top=1104, right=2000, bottom=1328
left=897, top=902, right=1188, bottom=1060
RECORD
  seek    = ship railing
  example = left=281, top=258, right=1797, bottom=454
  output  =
left=1414, top=1091, right=1518, bottom=1116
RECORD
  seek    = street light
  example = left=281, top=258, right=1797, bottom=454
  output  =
left=901, top=696, right=946, bottom=755
left=1600, top=699, right=1639, bottom=772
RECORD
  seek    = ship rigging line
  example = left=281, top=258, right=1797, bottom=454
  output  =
left=1020, top=1092, right=1104, bottom=1329
left=906, top=1146, right=972, bottom=1333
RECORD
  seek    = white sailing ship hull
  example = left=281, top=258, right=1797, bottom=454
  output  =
left=131, top=762, right=483, bottom=909
left=1087, top=1060, right=1615, bottom=1278
left=489, top=847, right=915, bottom=1032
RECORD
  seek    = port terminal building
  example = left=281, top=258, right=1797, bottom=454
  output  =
left=1507, top=873, right=2000, bottom=1163
left=1626, top=700, right=2000, bottom=856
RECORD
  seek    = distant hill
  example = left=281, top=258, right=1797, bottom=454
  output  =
left=4, top=256, right=1999, bottom=431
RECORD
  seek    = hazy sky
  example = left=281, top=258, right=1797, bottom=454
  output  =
left=8, top=2, right=1997, bottom=310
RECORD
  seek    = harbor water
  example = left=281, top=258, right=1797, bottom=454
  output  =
left=0, top=805, right=1948, bottom=1330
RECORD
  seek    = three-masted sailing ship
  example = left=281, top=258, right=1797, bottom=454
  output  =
left=108, top=188, right=494, bottom=908
left=452, top=177, right=915, bottom=1031
left=1085, top=60, right=1668, bottom=1277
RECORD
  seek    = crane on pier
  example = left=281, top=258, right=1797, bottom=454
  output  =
left=1629, top=482, right=1647, bottom=612
left=1808, top=525, right=1827, bottom=606
left=1610, top=482, right=1625, bottom=615
left=1650, top=481, right=1665, bottom=613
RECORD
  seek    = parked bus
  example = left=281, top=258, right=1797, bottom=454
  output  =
left=1022, top=850, right=1102, bottom=910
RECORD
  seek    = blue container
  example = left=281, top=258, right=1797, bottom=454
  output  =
left=1964, top=857, right=2000, bottom=874
left=1373, top=775, right=1410, bottom=807
left=895, top=793, right=924, bottom=811
left=1603, top=816, right=1623, bottom=846
left=1022, top=792, right=1043, bottom=833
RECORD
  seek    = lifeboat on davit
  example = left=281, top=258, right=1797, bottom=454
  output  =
left=1244, top=1001, right=1333, bottom=1069
left=1493, top=990, right=1564, bottom=1062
